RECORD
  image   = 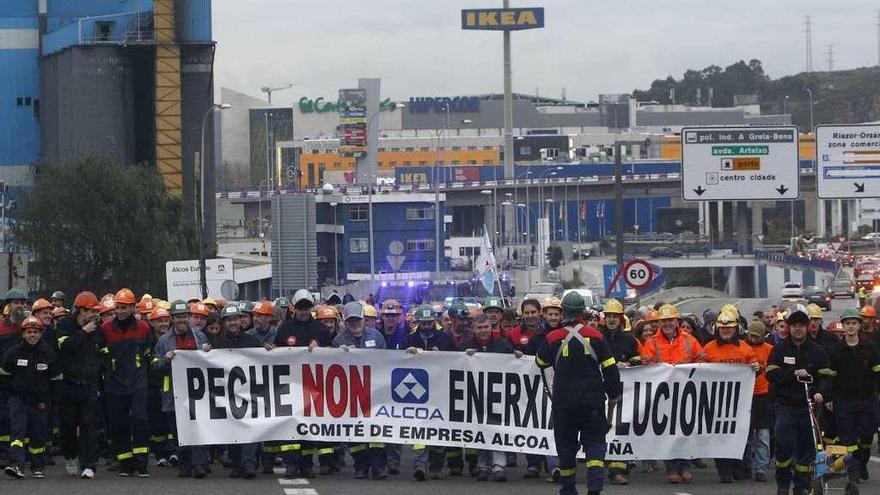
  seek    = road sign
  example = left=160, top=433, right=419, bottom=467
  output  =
left=623, top=259, right=654, bottom=289
left=681, top=126, right=799, bottom=201
left=816, top=124, right=880, bottom=198
left=166, top=258, right=234, bottom=301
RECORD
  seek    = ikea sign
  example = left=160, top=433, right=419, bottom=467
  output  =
left=461, top=8, right=545, bottom=31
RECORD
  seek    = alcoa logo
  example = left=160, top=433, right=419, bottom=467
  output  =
left=391, top=368, right=429, bottom=404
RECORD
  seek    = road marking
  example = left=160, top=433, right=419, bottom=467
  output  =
left=871, top=456, right=880, bottom=463
left=283, top=490, right=318, bottom=495
left=274, top=467, right=285, bottom=475
left=279, top=478, right=310, bottom=485
left=675, top=492, right=694, bottom=495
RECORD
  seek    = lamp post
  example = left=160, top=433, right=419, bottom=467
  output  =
left=330, top=202, right=339, bottom=285
left=434, top=117, right=472, bottom=274
left=260, top=83, right=293, bottom=105
left=805, top=88, right=815, bottom=131
left=198, top=102, right=231, bottom=299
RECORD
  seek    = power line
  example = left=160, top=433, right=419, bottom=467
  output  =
left=805, top=15, right=814, bottom=72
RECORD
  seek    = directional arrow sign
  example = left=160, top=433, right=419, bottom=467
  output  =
left=387, top=255, right=406, bottom=272
left=681, top=126, right=800, bottom=201
left=816, top=124, right=880, bottom=198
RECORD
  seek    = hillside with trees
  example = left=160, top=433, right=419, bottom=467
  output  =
left=633, top=60, right=880, bottom=130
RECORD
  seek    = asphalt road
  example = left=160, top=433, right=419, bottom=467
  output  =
left=9, top=450, right=874, bottom=495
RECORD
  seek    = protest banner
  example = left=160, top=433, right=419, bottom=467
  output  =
left=172, top=348, right=753, bottom=459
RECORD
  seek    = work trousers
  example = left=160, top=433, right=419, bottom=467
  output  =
left=8, top=396, right=48, bottom=471
left=57, top=382, right=100, bottom=470
left=553, top=404, right=607, bottom=495
left=774, top=405, right=815, bottom=494
left=105, top=389, right=149, bottom=470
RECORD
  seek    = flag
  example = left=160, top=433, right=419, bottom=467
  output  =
left=478, top=226, right=497, bottom=295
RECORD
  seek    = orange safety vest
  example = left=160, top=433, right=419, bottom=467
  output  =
left=640, top=328, right=704, bottom=365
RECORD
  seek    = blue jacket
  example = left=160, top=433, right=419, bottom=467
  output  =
left=381, top=321, right=409, bottom=350
left=333, top=327, right=386, bottom=350
left=404, top=328, right=454, bottom=351
left=101, top=316, right=152, bottom=395
left=152, top=328, right=209, bottom=412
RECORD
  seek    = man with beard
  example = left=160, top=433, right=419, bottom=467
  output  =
left=446, top=302, right=474, bottom=351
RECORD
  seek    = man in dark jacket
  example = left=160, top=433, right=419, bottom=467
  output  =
left=0, top=288, right=28, bottom=470
left=379, top=299, right=408, bottom=350
left=101, top=288, right=153, bottom=477
left=271, top=289, right=331, bottom=478
left=536, top=292, right=622, bottom=495
left=766, top=305, right=832, bottom=495
left=1, top=316, right=60, bottom=479
left=55, top=292, right=104, bottom=479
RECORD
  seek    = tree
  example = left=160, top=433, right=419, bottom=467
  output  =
left=11, top=157, right=196, bottom=298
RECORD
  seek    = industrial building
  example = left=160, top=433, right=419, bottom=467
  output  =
left=1, top=0, right=218, bottom=245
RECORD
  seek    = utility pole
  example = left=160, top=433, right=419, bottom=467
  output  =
left=827, top=44, right=834, bottom=72
left=805, top=15, right=814, bottom=72
left=614, top=144, right=625, bottom=267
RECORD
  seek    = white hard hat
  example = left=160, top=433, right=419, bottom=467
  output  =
left=292, top=289, right=314, bottom=307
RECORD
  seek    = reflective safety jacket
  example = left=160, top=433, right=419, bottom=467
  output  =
left=640, top=328, right=705, bottom=365
left=601, top=326, right=642, bottom=367
left=536, top=323, right=622, bottom=408
left=0, top=340, right=59, bottom=402
left=101, top=316, right=152, bottom=395
left=766, top=337, right=832, bottom=407
left=827, top=338, right=880, bottom=402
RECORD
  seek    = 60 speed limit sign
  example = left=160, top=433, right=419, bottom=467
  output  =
left=623, top=259, right=654, bottom=289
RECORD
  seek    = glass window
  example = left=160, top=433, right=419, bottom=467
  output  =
left=467, top=146, right=477, bottom=151
left=349, top=204, right=368, bottom=221
left=406, top=207, right=435, bottom=220
left=350, top=238, right=369, bottom=253
left=406, top=239, right=435, bottom=252
left=420, top=147, right=430, bottom=152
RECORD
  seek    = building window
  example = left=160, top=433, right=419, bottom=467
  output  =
left=483, top=160, right=492, bottom=165
left=333, top=162, right=341, bottom=168
left=391, top=147, right=400, bottom=152
left=389, top=161, right=397, bottom=166
left=420, top=147, right=430, bottom=152
left=404, top=147, right=414, bottom=152
left=378, top=148, right=386, bottom=152
left=451, top=146, right=462, bottom=151
left=406, top=239, right=434, bottom=252
left=350, top=238, right=369, bottom=253
left=16, top=97, right=23, bottom=106
left=403, top=161, right=411, bottom=166
left=451, top=160, right=460, bottom=165
left=95, top=22, right=113, bottom=42
left=349, top=204, right=368, bottom=221
left=467, top=146, right=477, bottom=151
left=483, top=146, right=494, bottom=151
left=520, top=146, right=531, bottom=155
left=544, top=148, right=560, bottom=159
left=406, top=207, right=435, bottom=220
left=468, top=160, right=477, bottom=165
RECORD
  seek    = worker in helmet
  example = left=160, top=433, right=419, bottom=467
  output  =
left=536, top=291, right=622, bottom=495
left=446, top=302, right=474, bottom=351
left=49, top=291, right=66, bottom=309
left=640, top=303, right=704, bottom=484
left=31, top=298, right=56, bottom=345
left=483, top=297, right=505, bottom=337
left=806, top=304, right=836, bottom=352
left=271, top=289, right=333, bottom=479
left=599, top=299, right=641, bottom=485
left=102, top=288, right=153, bottom=477
left=98, top=295, right=115, bottom=323
left=202, top=298, right=219, bottom=315
left=859, top=305, right=877, bottom=343
left=405, top=305, right=454, bottom=481
left=247, top=301, right=278, bottom=347
left=145, top=308, right=173, bottom=469
left=378, top=299, right=408, bottom=351
left=314, top=305, right=339, bottom=336
left=702, top=310, right=761, bottom=483
left=362, top=303, right=379, bottom=329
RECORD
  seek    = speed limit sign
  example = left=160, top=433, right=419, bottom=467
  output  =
left=623, top=259, right=654, bottom=289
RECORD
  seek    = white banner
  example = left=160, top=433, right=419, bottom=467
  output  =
left=172, top=348, right=753, bottom=460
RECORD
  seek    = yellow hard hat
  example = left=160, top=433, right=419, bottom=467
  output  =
left=203, top=297, right=218, bottom=307
left=720, top=303, right=739, bottom=318
left=603, top=299, right=625, bottom=314
left=716, top=310, right=739, bottom=328
left=156, top=299, right=171, bottom=310
left=363, top=304, right=378, bottom=318
left=542, top=297, right=562, bottom=310
left=657, top=304, right=679, bottom=320
left=806, top=303, right=823, bottom=320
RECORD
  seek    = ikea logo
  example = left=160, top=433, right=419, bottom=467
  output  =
left=461, top=8, right=545, bottom=31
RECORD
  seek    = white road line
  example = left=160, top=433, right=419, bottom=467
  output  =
left=273, top=467, right=285, bottom=474
left=283, top=489, right=318, bottom=495
left=674, top=492, right=693, bottom=495
left=278, top=478, right=310, bottom=485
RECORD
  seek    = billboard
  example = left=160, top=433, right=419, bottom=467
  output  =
left=461, top=8, right=545, bottom=31
left=338, top=88, right=368, bottom=158
left=165, top=258, right=234, bottom=301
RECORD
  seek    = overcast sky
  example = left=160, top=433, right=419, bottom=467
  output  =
left=213, top=0, right=879, bottom=104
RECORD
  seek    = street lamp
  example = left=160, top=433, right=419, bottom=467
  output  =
left=260, top=83, right=293, bottom=104
left=197, top=102, right=231, bottom=299
left=330, top=202, right=339, bottom=285
left=805, top=88, right=815, bottom=131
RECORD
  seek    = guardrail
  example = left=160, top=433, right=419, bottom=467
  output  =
left=754, top=250, right=840, bottom=273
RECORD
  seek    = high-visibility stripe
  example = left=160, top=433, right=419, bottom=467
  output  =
left=412, top=444, right=426, bottom=450
left=0, top=435, right=9, bottom=442
left=99, top=347, right=109, bottom=354
left=535, top=355, right=549, bottom=367
left=766, top=364, right=780, bottom=372
left=151, top=356, right=160, bottom=364
left=586, top=460, right=604, bottom=468
left=279, top=444, right=300, bottom=452
left=10, top=439, right=24, bottom=448
left=873, top=364, right=880, bottom=372
left=349, top=445, right=366, bottom=453
left=601, top=357, right=616, bottom=368
left=150, top=435, right=167, bottom=442
left=28, top=446, right=46, bottom=455
left=628, top=356, right=642, bottom=363
left=302, top=449, right=315, bottom=455
left=608, top=461, right=628, bottom=469
left=167, top=433, right=175, bottom=440
left=117, top=452, right=133, bottom=460
left=133, top=447, right=149, bottom=455
left=262, top=445, right=280, bottom=453
left=846, top=445, right=859, bottom=453
left=163, top=376, right=170, bottom=393
left=464, top=448, right=477, bottom=455
left=57, top=336, right=69, bottom=348
left=558, top=467, right=577, bottom=477
left=775, top=458, right=792, bottom=468
left=817, top=368, right=835, bottom=376
left=135, top=354, right=141, bottom=368
left=794, top=464, right=812, bottom=473
left=369, top=443, right=385, bottom=448
left=446, top=450, right=462, bottom=458
left=562, top=343, right=569, bottom=357
left=318, top=448, right=335, bottom=455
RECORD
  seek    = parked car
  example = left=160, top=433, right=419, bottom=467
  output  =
left=523, top=282, right=564, bottom=302
left=830, top=277, right=855, bottom=298
left=861, top=232, right=880, bottom=241
left=780, top=282, right=804, bottom=299
left=803, top=286, right=832, bottom=311
left=649, top=246, right=683, bottom=258
left=855, top=274, right=878, bottom=294
left=775, top=297, right=808, bottom=313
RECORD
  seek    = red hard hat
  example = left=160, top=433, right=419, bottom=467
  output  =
left=252, top=300, right=275, bottom=316
left=31, top=298, right=53, bottom=312
left=114, top=288, right=137, bottom=305
left=189, top=302, right=210, bottom=317
left=73, top=291, right=100, bottom=310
